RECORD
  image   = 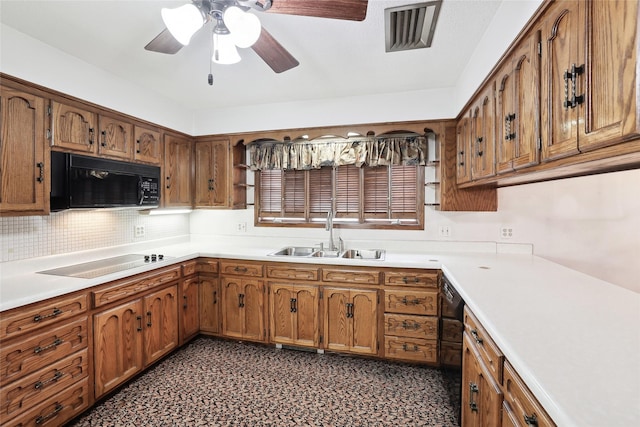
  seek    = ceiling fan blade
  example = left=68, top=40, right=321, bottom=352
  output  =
left=266, top=0, right=368, bottom=21
left=251, top=28, right=299, bottom=73
left=144, top=28, right=183, bottom=54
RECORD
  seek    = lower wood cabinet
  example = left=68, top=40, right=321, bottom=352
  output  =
left=221, top=277, right=266, bottom=342
left=199, top=275, right=221, bottom=334
left=323, top=287, right=378, bottom=355
left=269, top=283, right=320, bottom=348
left=93, top=284, right=178, bottom=398
left=180, top=277, right=200, bottom=344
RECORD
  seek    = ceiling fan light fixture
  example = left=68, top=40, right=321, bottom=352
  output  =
left=224, top=6, right=262, bottom=48
left=161, top=4, right=205, bottom=46
left=212, top=30, right=241, bottom=65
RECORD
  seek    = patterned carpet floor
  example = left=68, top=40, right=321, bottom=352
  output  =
left=70, top=337, right=461, bottom=427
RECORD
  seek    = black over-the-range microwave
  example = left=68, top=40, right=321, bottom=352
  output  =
left=50, top=151, right=160, bottom=211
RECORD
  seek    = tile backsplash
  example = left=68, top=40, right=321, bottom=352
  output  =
left=0, top=210, right=189, bottom=262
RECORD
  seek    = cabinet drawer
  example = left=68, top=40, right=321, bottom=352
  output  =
left=92, top=265, right=181, bottom=308
left=267, top=264, right=319, bottom=281
left=384, top=289, right=438, bottom=315
left=384, top=270, right=439, bottom=288
left=196, top=259, right=219, bottom=274
left=384, top=336, right=438, bottom=363
left=321, top=268, right=380, bottom=285
left=220, top=261, right=263, bottom=277
left=442, top=318, right=463, bottom=342
left=440, top=341, right=462, bottom=367
left=6, top=377, right=89, bottom=427
left=503, top=361, right=556, bottom=427
left=384, top=314, right=438, bottom=339
left=0, top=349, right=89, bottom=422
left=463, top=306, right=504, bottom=383
left=0, top=294, right=87, bottom=341
left=0, top=317, right=88, bottom=386
left=182, top=261, right=197, bottom=276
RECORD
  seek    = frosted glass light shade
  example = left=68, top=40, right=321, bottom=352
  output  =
left=223, top=6, right=262, bottom=48
left=161, top=4, right=204, bottom=46
left=212, top=32, right=241, bottom=64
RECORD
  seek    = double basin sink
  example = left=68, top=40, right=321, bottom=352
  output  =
left=269, top=246, right=385, bottom=260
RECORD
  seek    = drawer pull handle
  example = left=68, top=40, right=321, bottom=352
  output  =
left=147, top=311, right=152, bottom=327
left=469, top=382, right=479, bottom=412
left=34, top=337, right=63, bottom=354
left=137, top=315, right=143, bottom=332
left=524, top=414, right=539, bottom=426
left=402, top=343, right=419, bottom=352
left=401, top=297, right=421, bottom=305
left=238, top=294, right=245, bottom=308
left=345, top=302, right=354, bottom=318
left=33, top=308, right=63, bottom=323
left=402, top=320, right=420, bottom=330
left=470, top=329, right=484, bottom=345
left=35, top=403, right=64, bottom=424
left=402, top=277, right=420, bottom=284
left=234, top=266, right=248, bottom=273
left=34, top=371, right=64, bottom=390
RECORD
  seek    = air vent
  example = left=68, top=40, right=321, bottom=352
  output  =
left=385, top=1, right=442, bottom=52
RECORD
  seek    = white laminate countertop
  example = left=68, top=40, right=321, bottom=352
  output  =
left=1, top=239, right=638, bottom=427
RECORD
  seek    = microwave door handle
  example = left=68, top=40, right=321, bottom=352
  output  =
left=138, top=177, right=144, bottom=205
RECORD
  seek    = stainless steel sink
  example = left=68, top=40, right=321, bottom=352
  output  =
left=269, top=246, right=317, bottom=257
left=340, top=249, right=385, bottom=260
left=311, top=250, right=341, bottom=258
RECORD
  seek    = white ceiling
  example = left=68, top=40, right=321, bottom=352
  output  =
left=0, top=0, right=502, bottom=111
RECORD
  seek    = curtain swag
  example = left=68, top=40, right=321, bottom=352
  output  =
left=249, top=136, right=428, bottom=170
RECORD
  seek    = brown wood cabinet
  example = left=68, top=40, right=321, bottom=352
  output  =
left=323, top=287, right=378, bottom=355
left=50, top=100, right=97, bottom=154
left=221, top=276, right=266, bottom=342
left=470, top=84, right=496, bottom=180
left=270, top=283, right=320, bottom=348
left=97, top=114, right=133, bottom=160
left=0, top=84, right=50, bottom=216
left=143, top=285, right=179, bottom=364
left=502, top=361, right=555, bottom=427
left=194, top=138, right=231, bottom=208
left=456, top=115, right=472, bottom=185
left=180, top=276, right=200, bottom=344
left=198, top=258, right=221, bottom=335
left=134, top=124, right=163, bottom=165
left=495, top=28, right=541, bottom=174
left=540, top=0, right=640, bottom=160
left=163, top=133, right=193, bottom=207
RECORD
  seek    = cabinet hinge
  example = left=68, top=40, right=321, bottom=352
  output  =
left=319, top=290, right=323, bottom=299
left=537, top=41, right=542, bottom=56
left=319, top=335, right=323, bottom=344
left=377, top=342, right=380, bottom=350
left=47, top=105, right=52, bottom=116
left=377, top=294, right=380, bottom=304
left=537, top=136, right=542, bottom=150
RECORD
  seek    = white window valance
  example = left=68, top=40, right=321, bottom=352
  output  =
left=249, top=135, right=428, bottom=170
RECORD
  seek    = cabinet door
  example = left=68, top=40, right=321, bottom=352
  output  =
left=98, top=114, right=133, bottom=160
left=200, top=275, right=220, bottom=334
left=221, top=277, right=244, bottom=339
left=324, top=288, right=351, bottom=352
left=93, top=299, right=144, bottom=398
left=270, top=284, right=295, bottom=344
left=164, top=134, right=192, bottom=207
left=461, top=333, right=503, bottom=427
left=456, top=114, right=472, bottom=184
left=577, top=0, right=639, bottom=151
left=180, top=277, right=200, bottom=344
left=51, top=101, right=97, bottom=153
left=242, top=279, right=265, bottom=341
left=540, top=0, right=582, bottom=160
left=470, top=85, right=496, bottom=180
left=496, top=60, right=516, bottom=173
left=134, top=125, right=163, bottom=165
left=350, top=289, right=378, bottom=355
left=143, top=285, right=179, bottom=365
left=292, top=285, right=319, bottom=347
left=194, top=139, right=231, bottom=208
left=0, top=86, right=49, bottom=215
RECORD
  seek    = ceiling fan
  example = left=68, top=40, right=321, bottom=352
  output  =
left=145, top=0, right=369, bottom=76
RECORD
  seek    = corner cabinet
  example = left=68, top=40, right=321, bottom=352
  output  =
left=163, top=133, right=193, bottom=207
left=0, top=84, right=50, bottom=216
left=540, top=0, right=640, bottom=160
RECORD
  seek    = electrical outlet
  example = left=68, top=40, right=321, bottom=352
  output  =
left=438, top=225, right=451, bottom=237
left=134, top=225, right=145, bottom=238
left=236, top=222, right=247, bottom=232
left=500, top=226, right=514, bottom=239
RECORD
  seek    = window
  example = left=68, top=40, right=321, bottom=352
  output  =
left=256, top=164, right=424, bottom=229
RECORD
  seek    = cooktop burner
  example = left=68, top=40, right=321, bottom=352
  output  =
left=37, top=253, right=173, bottom=279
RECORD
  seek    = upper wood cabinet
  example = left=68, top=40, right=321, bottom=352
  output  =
left=97, top=114, right=133, bottom=160
left=134, top=125, right=163, bottom=165
left=469, top=83, right=496, bottom=180
left=540, top=0, right=640, bottom=160
left=495, top=29, right=541, bottom=174
left=194, top=138, right=231, bottom=208
left=0, top=85, right=49, bottom=216
left=163, top=133, right=193, bottom=207
left=51, top=101, right=98, bottom=154
left=456, top=115, right=472, bottom=185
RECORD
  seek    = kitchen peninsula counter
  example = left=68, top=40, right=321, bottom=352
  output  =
left=1, top=237, right=638, bottom=427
